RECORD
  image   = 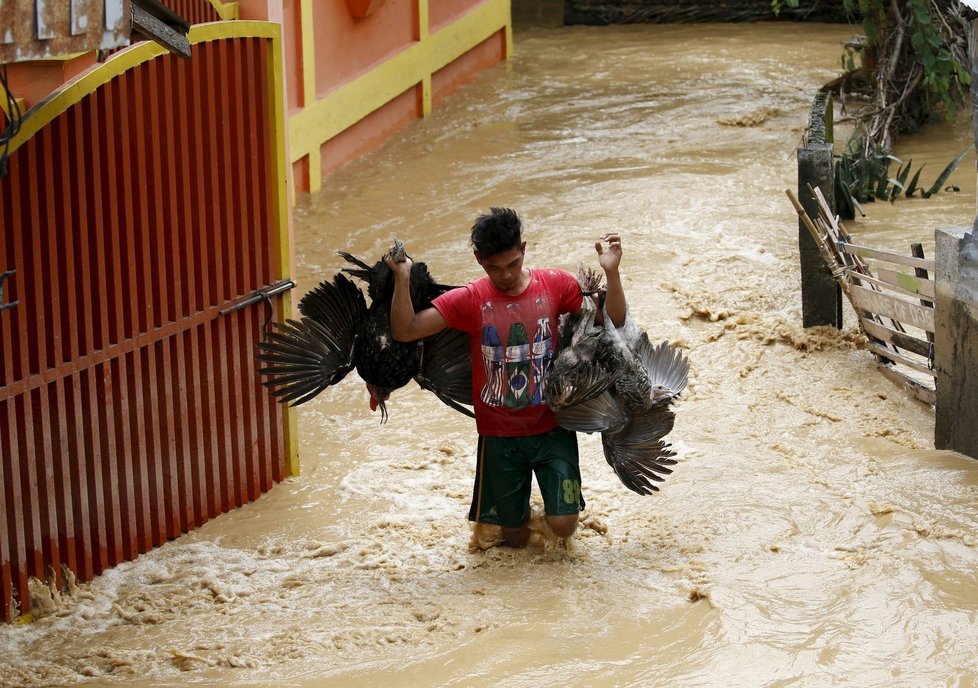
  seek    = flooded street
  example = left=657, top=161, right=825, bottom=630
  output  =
left=4, top=6, right=978, bottom=687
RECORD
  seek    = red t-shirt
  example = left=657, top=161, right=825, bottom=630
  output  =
left=432, top=268, right=583, bottom=437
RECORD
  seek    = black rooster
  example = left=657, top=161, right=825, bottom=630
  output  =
left=545, top=266, right=689, bottom=495
left=256, top=241, right=474, bottom=422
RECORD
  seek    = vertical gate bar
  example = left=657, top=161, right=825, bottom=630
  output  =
left=147, top=55, right=180, bottom=537
left=32, top=386, right=63, bottom=586
left=66, top=372, right=94, bottom=581
left=188, top=327, right=212, bottom=522
left=1, top=397, right=27, bottom=619
left=67, top=97, right=96, bottom=580
left=157, top=338, right=182, bottom=538
left=240, top=38, right=272, bottom=493
left=28, top=138, right=51, bottom=377
left=146, top=58, right=166, bottom=330
left=198, top=325, right=222, bottom=518
left=16, top=390, right=39, bottom=580
left=96, top=362, right=125, bottom=567
left=114, top=75, right=138, bottom=342
left=259, top=39, right=288, bottom=483
left=233, top=38, right=261, bottom=501
left=0, top=159, right=14, bottom=389
left=84, top=367, right=110, bottom=575
left=104, top=79, right=139, bottom=561
left=148, top=57, right=181, bottom=538
left=202, top=43, right=234, bottom=512
left=85, top=88, right=111, bottom=352
left=141, top=341, right=164, bottom=547
left=6, top=147, right=26, bottom=385
left=126, top=346, right=153, bottom=553
left=188, top=47, right=210, bottom=311
left=193, top=45, right=223, bottom=518
left=45, top=119, right=78, bottom=583
left=201, top=45, right=221, bottom=309
left=158, top=55, right=193, bottom=534
left=221, top=38, right=249, bottom=507
left=111, top=355, right=138, bottom=561
left=52, top=379, right=78, bottom=579
left=112, top=73, right=153, bottom=555
left=83, top=90, right=117, bottom=572
left=6, top=397, right=29, bottom=615
left=52, top=113, right=77, bottom=365
left=125, top=70, right=149, bottom=337
left=103, top=81, right=126, bottom=349
left=126, top=64, right=167, bottom=551
left=141, top=342, right=166, bottom=548
left=171, top=334, right=196, bottom=532
left=0, top=406, right=10, bottom=619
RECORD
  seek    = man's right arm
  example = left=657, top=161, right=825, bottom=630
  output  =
left=387, top=256, right=449, bottom=342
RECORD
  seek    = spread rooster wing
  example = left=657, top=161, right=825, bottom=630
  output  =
left=257, top=245, right=474, bottom=422
left=546, top=267, right=690, bottom=495
left=256, top=273, right=364, bottom=405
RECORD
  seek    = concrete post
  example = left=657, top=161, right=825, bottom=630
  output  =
left=934, top=228, right=978, bottom=459
left=797, top=142, right=843, bottom=328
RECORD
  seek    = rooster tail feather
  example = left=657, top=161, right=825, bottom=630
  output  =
left=256, top=287, right=360, bottom=405
left=601, top=406, right=678, bottom=495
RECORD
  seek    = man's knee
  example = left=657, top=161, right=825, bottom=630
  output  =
left=546, top=514, right=578, bottom=538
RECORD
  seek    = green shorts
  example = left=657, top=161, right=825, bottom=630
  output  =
left=468, top=427, right=585, bottom=528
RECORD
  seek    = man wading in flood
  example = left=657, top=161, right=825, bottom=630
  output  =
left=386, top=207, right=626, bottom=547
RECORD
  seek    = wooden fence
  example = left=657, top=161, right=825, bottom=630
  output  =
left=789, top=187, right=937, bottom=404
left=0, top=21, right=295, bottom=621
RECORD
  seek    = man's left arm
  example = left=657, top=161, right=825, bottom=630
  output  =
left=595, top=232, right=625, bottom=328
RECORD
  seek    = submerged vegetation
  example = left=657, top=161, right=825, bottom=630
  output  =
left=779, top=0, right=973, bottom=217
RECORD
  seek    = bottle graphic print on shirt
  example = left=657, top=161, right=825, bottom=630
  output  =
left=530, top=316, right=552, bottom=405
left=480, top=324, right=505, bottom=406
left=504, top=323, right=531, bottom=409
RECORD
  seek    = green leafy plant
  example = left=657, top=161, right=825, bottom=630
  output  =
left=823, top=0, right=971, bottom=217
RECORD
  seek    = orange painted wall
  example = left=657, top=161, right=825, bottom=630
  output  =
left=321, top=85, right=420, bottom=177
left=314, top=0, right=416, bottom=95
left=281, top=0, right=303, bottom=115
left=429, top=0, right=484, bottom=32
left=432, top=29, right=506, bottom=107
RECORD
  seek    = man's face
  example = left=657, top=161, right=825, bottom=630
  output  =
left=476, top=242, right=526, bottom=295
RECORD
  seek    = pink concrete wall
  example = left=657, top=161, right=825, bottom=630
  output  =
left=314, top=0, right=416, bottom=94
left=429, top=0, right=484, bottom=32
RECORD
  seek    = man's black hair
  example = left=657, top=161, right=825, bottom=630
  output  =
left=470, top=207, right=523, bottom=259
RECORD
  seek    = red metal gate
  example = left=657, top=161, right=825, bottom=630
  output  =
left=0, top=23, right=294, bottom=621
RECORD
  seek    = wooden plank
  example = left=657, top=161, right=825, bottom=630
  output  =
left=877, top=363, right=936, bottom=405
left=874, top=267, right=935, bottom=299
left=860, top=317, right=933, bottom=359
left=848, top=283, right=935, bottom=333
left=910, top=243, right=935, bottom=345
left=836, top=242, right=935, bottom=271
left=866, top=341, right=936, bottom=377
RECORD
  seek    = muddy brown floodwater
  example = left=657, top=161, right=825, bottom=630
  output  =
left=4, top=6, right=978, bottom=688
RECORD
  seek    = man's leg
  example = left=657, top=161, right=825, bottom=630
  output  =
left=545, top=513, right=578, bottom=538
left=501, top=524, right=531, bottom=547
left=535, top=428, right=584, bottom=540
left=470, top=435, right=533, bottom=546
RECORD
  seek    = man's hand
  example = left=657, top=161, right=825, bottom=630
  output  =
left=384, top=248, right=413, bottom=281
left=594, top=232, right=622, bottom=272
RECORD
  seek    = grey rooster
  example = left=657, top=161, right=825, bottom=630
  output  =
left=256, top=241, right=474, bottom=422
left=544, top=266, right=689, bottom=495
